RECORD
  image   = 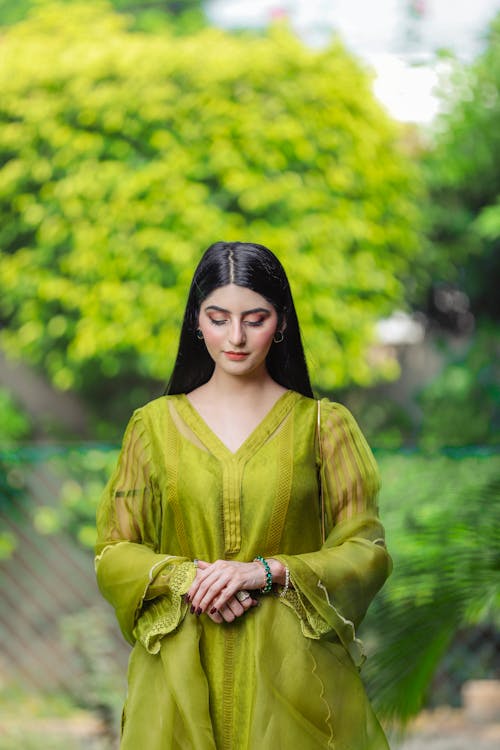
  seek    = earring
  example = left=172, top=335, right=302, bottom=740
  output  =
left=273, top=331, right=284, bottom=344
left=196, top=329, right=204, bottom=340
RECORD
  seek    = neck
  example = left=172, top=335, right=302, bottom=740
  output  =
left=205, top=367, right=277, bottom=401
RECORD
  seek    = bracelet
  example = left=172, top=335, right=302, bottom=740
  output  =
left=253, top=556, right=273, bottom=593
left=279, top=566, right=290, bottom=598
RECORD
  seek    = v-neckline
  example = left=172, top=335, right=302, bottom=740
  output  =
left=175, top=390, right=299, bottom=461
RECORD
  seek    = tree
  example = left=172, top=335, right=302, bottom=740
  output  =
left=0, top=2, right=423, bottom=429
left=0, top=0, right=206, bottom=30
left=362, top=451, right=500, bottom=722
left=421, top=13, right=500, bottom=321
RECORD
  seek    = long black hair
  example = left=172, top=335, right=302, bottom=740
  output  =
left=166, top=241, right=313, bottom=398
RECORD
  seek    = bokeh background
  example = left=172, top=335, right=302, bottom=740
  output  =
left=0, top=1, right=499, bottom=748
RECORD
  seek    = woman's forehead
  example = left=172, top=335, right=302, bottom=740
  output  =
left=202, top=284, right=272, bottom=313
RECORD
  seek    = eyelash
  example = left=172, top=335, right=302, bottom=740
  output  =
left=209, top=319, right=264, bottom=327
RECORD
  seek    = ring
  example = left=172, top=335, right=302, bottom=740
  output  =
left=235, top=590, right=251, bottom=602
left=193, top=558, right=199, bottom=568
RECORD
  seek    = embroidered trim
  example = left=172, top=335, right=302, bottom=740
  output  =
left=133, top=562, right=196, bottom=654
left=137, top=555, right=179, bottom=614
left=264, top=414, right=294, bottom=555
left=222, top=628, right=236, bottom=750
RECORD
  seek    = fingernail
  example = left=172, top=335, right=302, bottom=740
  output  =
left=190, top=605, right=195, bottom=614
left=185, top=595, right=191, bottom=603
left=210, top=607, right=217, bottom=614
left=196, top=607, right=202, bottom=616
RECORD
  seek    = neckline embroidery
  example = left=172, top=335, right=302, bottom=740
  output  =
left=174, top=390, right=300, bottom=461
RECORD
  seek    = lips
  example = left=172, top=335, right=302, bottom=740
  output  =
left=224, top=351, right=249, bottom=361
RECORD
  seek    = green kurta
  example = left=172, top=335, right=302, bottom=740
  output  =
left=95, top=390, right=392, bottom=750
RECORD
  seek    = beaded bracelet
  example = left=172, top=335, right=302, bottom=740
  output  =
left=254, top=555, right=273, bottom=593
left=279, top=566, right=290, bottom=598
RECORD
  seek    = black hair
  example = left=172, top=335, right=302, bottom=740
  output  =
left=166, top=241, right=313, bottom=398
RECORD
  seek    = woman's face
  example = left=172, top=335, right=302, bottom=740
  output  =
left=197, top=284, right=282, bottom=379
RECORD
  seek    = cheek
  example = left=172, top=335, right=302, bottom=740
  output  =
left=254, top=327, right=276, bottom=351
left=200, top=324, right=222, bottom=349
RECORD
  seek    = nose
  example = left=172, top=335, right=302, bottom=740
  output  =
left=228, top=319, right=246, bottom=346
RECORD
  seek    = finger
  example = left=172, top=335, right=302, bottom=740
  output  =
left=207, top=609, right=223, bottom=624
left=208, top=580, right=243, bottom=612
left=226, top=598, right=245, bottom=618
left=218, top=603, right=235, bottom=623
left=240, top=595, right=256, bottom=612
left=194, top=572, right=236, bottom=612
left=187, top=565, right=222, bottom=603
left=196, top=560, right=210, bottom=570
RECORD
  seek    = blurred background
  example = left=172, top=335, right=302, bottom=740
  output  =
left=0, top=1, right=499, bottom=748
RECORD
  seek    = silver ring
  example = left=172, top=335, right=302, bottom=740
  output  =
left=235, top=590, right=251, bottom=602
left=193, top=558, right=199, bottom=568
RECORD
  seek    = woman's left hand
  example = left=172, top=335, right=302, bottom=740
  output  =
left=187, top=559, right=267, bottom=614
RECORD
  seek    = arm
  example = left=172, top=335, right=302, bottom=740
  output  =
left=274, top=401, right=392, bottom=667
left=94, top=409, right=196, bottom=651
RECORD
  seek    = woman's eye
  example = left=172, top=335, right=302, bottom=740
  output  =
left=245, top=320, right=264, bottom=327
left=209, top=319, right=226, bottom=326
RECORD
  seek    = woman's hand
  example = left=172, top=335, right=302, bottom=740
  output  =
left=205, top=593, right=257, bottom=624
left=188, top=559, right=266, bottom=615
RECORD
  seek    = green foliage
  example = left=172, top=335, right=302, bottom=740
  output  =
left=0, top=2, right=422, bottom=421
left=0, top=388, right=31, bottom=446
left=60, top=606, right=125, bottom=740
left=421, top=13, right=500, bottom=318
left=32, top=447, right=118, bottom=549
left=363, top=450, right=500, bottom=722
left=418, top=328, right=500, bottom=449
left=0, top=0, right=206, bottom=31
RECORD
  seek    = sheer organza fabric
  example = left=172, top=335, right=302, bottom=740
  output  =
left=95, top=391, right=392, bottom=749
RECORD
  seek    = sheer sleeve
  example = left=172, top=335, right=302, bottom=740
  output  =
left=275, top=400, right=392, bottom=667
left=95, top=408, right=196, bottom=651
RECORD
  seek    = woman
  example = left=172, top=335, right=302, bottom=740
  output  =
left=95, top=241, right=392, bottom=750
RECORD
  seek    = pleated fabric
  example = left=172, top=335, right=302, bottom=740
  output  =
left=95, top=391, right=392, bottom=749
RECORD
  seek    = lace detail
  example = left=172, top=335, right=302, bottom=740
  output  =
left=279, top=575, right=366, bottom=666
left=279, top=584, right=330, bottom=639
left=133, top=562, right=196, bottom=654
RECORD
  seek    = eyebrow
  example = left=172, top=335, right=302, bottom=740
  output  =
left=204, top=305, right=271, bottom=315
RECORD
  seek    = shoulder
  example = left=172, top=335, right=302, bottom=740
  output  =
left=318, top=398, right=358, bottom=426
left=317, top=398, right=373, bottom=449
left=125, top=395, right=177, bottom=434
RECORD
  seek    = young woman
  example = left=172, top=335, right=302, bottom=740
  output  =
left=95, top=241, right=392, bottom=749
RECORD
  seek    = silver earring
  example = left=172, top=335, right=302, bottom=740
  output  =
left=273, top=331, right=284, bottom=343
left=196, top=329, right=204, bottom=340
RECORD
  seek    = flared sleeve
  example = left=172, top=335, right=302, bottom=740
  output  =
left=95, top=408, right=196, bottom=651
left=275, top=400, right=392, bottom=667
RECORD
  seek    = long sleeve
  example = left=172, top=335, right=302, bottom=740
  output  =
left=275, top=400, right=392, bottom=667
left=94, top=408, right=196, bottom=651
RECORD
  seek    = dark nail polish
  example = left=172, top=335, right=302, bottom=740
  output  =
left=190, top=605, right=195, bottom=614
left=210, top=607, right=217, bottom=614
left=186, top=595, right=191, bottom=603
left=196, top=607, right=202, bottom=616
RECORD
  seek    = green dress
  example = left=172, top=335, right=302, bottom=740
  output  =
left=95, top=390, right=392, bottom=750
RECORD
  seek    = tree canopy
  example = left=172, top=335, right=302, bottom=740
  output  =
left=422, top=12, right=500, bottom=321
left=0, top=0, right=206, bottom=30
left=0, top=2, right=422, bottom=427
